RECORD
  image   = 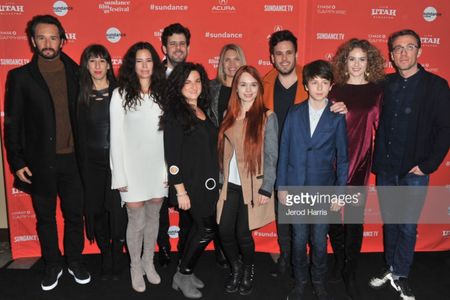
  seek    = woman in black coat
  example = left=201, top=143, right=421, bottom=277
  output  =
left=77, top=44, right=127, bottom=280
left=160, top=62, right=219, bottom=299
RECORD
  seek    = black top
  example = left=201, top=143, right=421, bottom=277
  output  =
left=164, top=116, right=219, bottom=217
left=218, top=85, right=232, bottom=125
left=380, top=69, right=422, bottom=174
left=373, top=65, right=450, bottom=176
left=274, top=77, right=297, bottom=135
left=85, top=88, right=111, bottom=150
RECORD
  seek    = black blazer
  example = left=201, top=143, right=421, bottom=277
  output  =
left=373, top=66, right=450, bottom=176
left=4, top=52, right=80, bottom=196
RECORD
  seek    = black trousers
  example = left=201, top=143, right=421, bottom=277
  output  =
left=218, top=183, right=255, bottom=264
left=84, top=149, right=127, bottom=243
left=31, top=153, right=84, bottom=267
left=179, top=211, right=216, bottom=274
left=275, top=193, right=291, bottom=255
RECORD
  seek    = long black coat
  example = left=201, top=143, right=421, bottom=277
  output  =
left=4, top=52, right=80, bottom=197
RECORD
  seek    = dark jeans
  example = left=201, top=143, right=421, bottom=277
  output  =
left=218, top=183, right=254, bottom=264
left=292, top=223, right=329, bottom=283
left=31, top=153, right=84, bottom=267
left=376, top=172, right=429, bottom=278
left=275, top=192, right=291, bottom=255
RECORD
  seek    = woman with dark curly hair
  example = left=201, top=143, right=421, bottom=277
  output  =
left=110, top=42, right=167, bottom=292
left=328, top=38, right=385, bottom=299
left=78, top=44, right=127, bottom=280
left=160, top=62, right=218, bottom=299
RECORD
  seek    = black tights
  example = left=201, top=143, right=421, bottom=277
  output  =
left=218, top=183, right=255, bottom=264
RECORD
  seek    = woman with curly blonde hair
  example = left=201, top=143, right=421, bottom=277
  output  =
left=328, top=38, right=385, bottom=300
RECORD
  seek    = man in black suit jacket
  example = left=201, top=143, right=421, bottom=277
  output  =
left=4, top=15, right=90, bottom=291
left=370, top=29, right=450, bottom=300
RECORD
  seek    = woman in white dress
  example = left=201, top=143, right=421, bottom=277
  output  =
left=110, top=42, right=168, bottom=293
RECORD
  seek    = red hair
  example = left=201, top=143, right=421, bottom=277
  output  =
left=218, top=65, right=267, bottom=176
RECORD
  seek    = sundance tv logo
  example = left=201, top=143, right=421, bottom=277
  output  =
left=106, top=27, right=125, bottom=43
left=0, top=58, right=30, bottom=66
left=264, top=4, right=294, bottom=12
left=371, top=6, right=396, bottom=19
left=0, top=2, right=24, bottom=15
left=317, top=32, right=345, bottom=40
left=53, top=1, right=73, bottom=16
left=423, top=7, right=442, bottom=22
left=211, top=0, right=236, bottom=13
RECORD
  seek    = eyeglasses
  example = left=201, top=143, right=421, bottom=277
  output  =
left=392, top=44, right=419, bottom=54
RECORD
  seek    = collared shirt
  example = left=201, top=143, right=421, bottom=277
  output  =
left=308, top=99, right=328, bottom=137
left=381, top=67, right=423, bottom=174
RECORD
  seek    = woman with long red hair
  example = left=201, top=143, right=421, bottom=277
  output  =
left=217, top=65, right=278, bottom=295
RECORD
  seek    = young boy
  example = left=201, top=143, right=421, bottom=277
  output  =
left=277, top=60, right=348, bottom=300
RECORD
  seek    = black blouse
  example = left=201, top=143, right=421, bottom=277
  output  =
left=164, top=117, right=219, bottom=216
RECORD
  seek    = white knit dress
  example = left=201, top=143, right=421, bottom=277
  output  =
left=110, top=88, right=168, bottom=202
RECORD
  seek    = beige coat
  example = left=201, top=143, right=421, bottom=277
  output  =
left=217, top=111, right=275, bottom=230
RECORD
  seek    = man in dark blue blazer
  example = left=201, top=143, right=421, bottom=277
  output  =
left=277, top=60, right=348, bottom=300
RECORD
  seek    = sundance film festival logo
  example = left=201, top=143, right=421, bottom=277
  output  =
left=149, top=3, right=188, bottom=11
left=423, top=7, right=442, bottom=22
left=443, top=230, right=450, bottom=237
left=111, top=57, right=123, bottom=66
left=421, top=35, right=440, bottom=47
left=264, top=4, right=294, bottom=12
left=211, top=0, right=236, bottom=13
left=99, top=0, right=130, bottom=14
left=53, top=1, right=73, bottom=16
left=0, top=2, right=24, bottom=15
left=317, top=4, right=346, bottom=15
left=0, top=58, right=30, bottom=66
left=106, top=27, right=125, bottom=43
left=154, top=28, right=163, bottom=38
left=317, top=32, right=345, bottom=40
left=371, top=6, right=396, bottom=19
left=208, top=56, right=219, bottom=69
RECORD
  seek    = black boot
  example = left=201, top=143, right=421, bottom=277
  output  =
left=158, top=246, right=171, bottom=268
left=112, top=238, right=125, bottom=280
left=239, top=264, right=255, bottom=295
left=329, top=252, right=344, bottom=283
left=270, top=251, right=290, bottom=277
left=225, top=260, right=242, bottom=293
left=97, top=237, right=112, bottom=280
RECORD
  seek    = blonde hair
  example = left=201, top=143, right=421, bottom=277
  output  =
left=217, top=44, right=246, bottom=85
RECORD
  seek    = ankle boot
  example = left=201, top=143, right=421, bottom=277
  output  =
left=172, top=271, right=202, bottom=299
left=225, top=260, right=242, bottom=293
left=126, top=207, right=146, bottom=293
left=239, top=264, right=255, bottom=295
left=142, top=201, right=162, bottom=284
left=191, top=273, right=205, bottom=289
left=112, top=238, right=125, bottom=280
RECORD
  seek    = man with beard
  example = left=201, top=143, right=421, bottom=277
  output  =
left=161, top=23, right=190, bottom=76
left=263, top=30, right=346, bottom=278
left=4, top=15, right=89, bottom=291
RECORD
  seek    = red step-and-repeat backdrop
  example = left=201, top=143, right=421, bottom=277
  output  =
left=0, top=0, right=449, bottom=259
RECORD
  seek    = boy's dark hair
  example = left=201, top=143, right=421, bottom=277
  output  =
left=161, top=23, right=191, bottom=47
left=388, top=29, right=421, bottom=52
left=302, top=60, right=333, bottom=86
left=269, top=30, right=297, bottom=55
left=26, top=14, right=66, bottom=49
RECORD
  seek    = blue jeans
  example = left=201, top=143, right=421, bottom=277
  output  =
left=292, top=224, right=329, bottom=283
left=376, top=172, right=429, bottom=278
